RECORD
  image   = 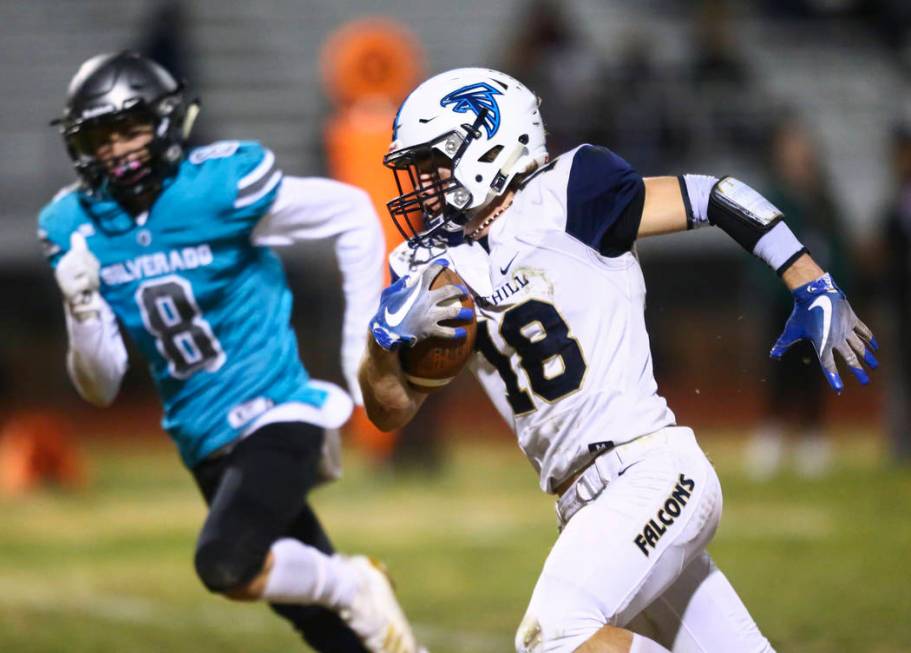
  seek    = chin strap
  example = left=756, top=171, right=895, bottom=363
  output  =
left=182, top=100, right=201, bottom=140
left=490, top=142, right=526, bottom=193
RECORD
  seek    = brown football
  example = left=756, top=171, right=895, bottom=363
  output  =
left=400, top=267, right=477, bottom=392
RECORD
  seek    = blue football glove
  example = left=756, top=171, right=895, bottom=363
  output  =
left=770, top=273, right=878, bottom=393
left=370, top=259, right=474, bottom=351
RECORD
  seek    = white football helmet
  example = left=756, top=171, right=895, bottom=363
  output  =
left=384, top=67, right=548, bottom=245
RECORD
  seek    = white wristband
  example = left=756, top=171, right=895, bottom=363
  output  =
left=753, top=221, right=806, bottom=273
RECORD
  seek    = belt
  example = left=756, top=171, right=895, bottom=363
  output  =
left=554, top=428, right=685, bottom=529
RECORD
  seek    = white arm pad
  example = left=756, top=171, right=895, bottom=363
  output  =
left=683, top=174, right=805, bottom=273
left=252, top=176, right=386, bottom=405
left=65, top=297, right=128, bottom=407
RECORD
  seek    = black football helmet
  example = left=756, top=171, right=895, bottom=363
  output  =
left=51, top=51, right=199, bottom=200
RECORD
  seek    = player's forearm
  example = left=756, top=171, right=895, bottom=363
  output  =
left=68, top=351, right=120, bottom=407
left=358, top=338, right=426, bottom=431
left=339, top=270, right=382, bottom=405
left=253, top=177, right=386, bottom=403
left=781, top=253, right=825, bottom=290
left=336, top=197, right=386, bottom=404
left=64, top=301, right=127, bottom=407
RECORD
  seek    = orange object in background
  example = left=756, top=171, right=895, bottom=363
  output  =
left=0, top=412, right=88, bottom=496
left=320, top=18, right=426, bottom=462
left=321, top=18, right=424, bottom=109
left=321, top=17, right=425, bottom=265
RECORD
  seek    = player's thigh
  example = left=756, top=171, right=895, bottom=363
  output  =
left=633, top=552, right=774, bottom=653
left=517, top=440, right=722, bottom=653
left=194, top=422, right=325, bottom=582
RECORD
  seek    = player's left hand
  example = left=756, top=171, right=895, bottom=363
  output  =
left=55, top=232, right=102, bottom=322
left=369, top=259, right=472, bottom=351
left=770, top=272, right=878, bottom=393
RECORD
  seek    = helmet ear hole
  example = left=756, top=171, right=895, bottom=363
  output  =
left=478, top=145, right=503, bottom=163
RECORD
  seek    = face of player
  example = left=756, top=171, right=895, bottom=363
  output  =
left=414, top=149, right=453, bottom=218
left=80, top=115, right=155, bottom=187
left=412, top=148, right=508, bottom=239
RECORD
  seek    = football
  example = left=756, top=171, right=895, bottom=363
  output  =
left=400, top=267, right=477, bottom=392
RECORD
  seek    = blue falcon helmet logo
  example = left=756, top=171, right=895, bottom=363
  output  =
left=440, top=82, right=503, bottom=139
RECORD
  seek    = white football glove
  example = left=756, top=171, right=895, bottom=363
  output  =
left=369, top=259, right=472, bottom=351
left=55, top=232, right=102, bottom=322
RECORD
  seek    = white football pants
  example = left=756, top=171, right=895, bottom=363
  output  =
left=515, top=427, right=774, bottom=653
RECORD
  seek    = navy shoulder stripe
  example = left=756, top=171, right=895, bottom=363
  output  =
left=565, top=145, right=644, bottom=257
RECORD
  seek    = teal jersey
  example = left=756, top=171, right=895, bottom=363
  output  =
left=38, top=141, right=327, bottom=467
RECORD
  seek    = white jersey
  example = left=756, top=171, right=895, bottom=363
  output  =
left=390, top=145, right=675, bottom=492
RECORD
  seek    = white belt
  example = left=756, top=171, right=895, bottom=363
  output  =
left=554, top=427, right=692, bottom=529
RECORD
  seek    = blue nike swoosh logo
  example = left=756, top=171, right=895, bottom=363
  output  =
left=500, top=253, right=518, bottom=275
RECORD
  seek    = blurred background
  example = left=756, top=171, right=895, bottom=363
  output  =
left=1, top=1, right=910, bottom=651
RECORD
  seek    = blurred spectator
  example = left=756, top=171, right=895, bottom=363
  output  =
left=500, top=0, right=602, bottom=156
left=746, top=116, right=851, bottom=479
left=498, top=1, right=690, bottom=174
left=871, top=1, right=911, bottom=69
left=760, top=0, right=863, bottom=19
left=136, top=1, right=207, bottom=146
left=879, top=124, right=911, bottom=463
left=138, top=1, right=191, bottom=86
left=591, top=35, right=691, bottom=174
left=761, top=0, right=911, bottom=69
left=689, top=0, right=770, bottom=157
left=692, top=0, right=750, bottom=89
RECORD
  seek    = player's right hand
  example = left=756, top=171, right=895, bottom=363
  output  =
left=369, top=259, right=473, bottom=351
left=770, top=272, right=878, bottom=393
left=55, top=232, right=102, bottom=321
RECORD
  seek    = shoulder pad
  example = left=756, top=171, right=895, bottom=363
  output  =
left=38, top=186, right=82, bottom=230
left=516, top=148, right=582, bottom=198
left=37, top=189, right=91, bottom=263
left=389, top=240, right=448, bottom=280
left=51, top=182, right=81, bottom=203
left=183, top=140, right=281, bottom=218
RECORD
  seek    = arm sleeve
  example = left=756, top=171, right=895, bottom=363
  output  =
left=65, top=298, right=128, bottom=407
left=252, top=177, right=386, bottom=404
left=38, top=205, right=128, bottom=407
left=564, top=145, right=645, bottom=256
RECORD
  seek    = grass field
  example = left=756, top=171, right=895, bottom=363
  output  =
left=1, top=432, right=909, bottom=653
